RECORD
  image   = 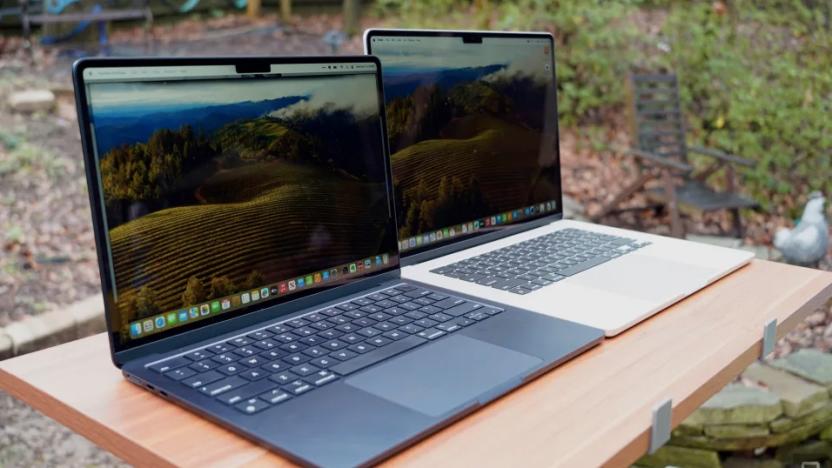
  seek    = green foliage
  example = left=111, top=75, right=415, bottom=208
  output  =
left=658, top=0, right=832, bottom=213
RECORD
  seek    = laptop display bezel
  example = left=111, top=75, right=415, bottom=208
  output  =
left=365, top=29, right=565, bottom=266
left=72, top=56, right=401, bottom=366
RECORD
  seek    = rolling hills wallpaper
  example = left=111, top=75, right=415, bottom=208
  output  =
left=87, top=74, right=394, bottom=339
left=374, top=38, right=562, bottom=239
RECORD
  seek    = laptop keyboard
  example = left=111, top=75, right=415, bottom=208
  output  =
left=146, top=284, right=502, bottom=415
left=431, top=228, right=650, bottom=295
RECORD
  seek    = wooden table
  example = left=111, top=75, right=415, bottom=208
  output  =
left=2, top=260, right=832, bottom=467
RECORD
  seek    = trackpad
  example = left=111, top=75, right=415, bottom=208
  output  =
left=346, top=335, right=541, bottom=417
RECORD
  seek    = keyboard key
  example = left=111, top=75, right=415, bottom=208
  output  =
left=212, top=353, right=236, bottom=364
left=259, top=349, right=284, bottom=360
left=217, top=364, right=243, bottom=376
left=404, top=311, right=427, bottom=320
left=320, top=307, right=341, bottom=317
left=348, top=342, right=375, bottom=354
left=273, top=333, right=298, bottom=343
left=241, top=356, right=264, bottom=367
left=331, top=336, right=427, bottom=376
left=293, top=327, right=317, bottom=337
left=310, top=321, right=333, bottom=331
left=433, top=297, right=466, bottom=309
left=229, top=336, right=252, bottom=347
left=165, top=367, right=196, bottom=381
left=306, top=313, right=327, bottom=322
left=302, top=346, right=327, bottom=358
left=429, top=313, right=453, bottom=322
left=357, top=327, right=382, bottom=338
left=291, top=363, right=319, bottom=377
left=417, top=328, right=446, bottom=340
left=385, top=306, right=407, bottom=316
left=359, top=305, right=382, bottom=314
left=436, top=322, right=461, bottom=333
left=320, top=339, right=344, bottom=350
left=340, top=333, right=362, bottom=343
left=336, top=302, right=358, bottom=311
left=352, top=317, right=376, bottom=327
left=235, top=398, right=270, bottom=414
left=318, top=329, right=344, bottom=339
left=374, top=321, right=395, bottom=331
left=327, top=315, right=349, bottom=325
left=336, top=323, right=359, bottom=333
left=400, top=324, right=424, bottom=334
left=454, top=318, right=476, bottom=327
left=269, top=324, right=291, bottom=334
left=253, top=339, right=279, bottom=350
left=465, top=311, right=489, bottom=321
left=330, top=349, right=358, bottom=361
left=283, top=380, right=314, bottom=396
left=240, top=368, right=268, bottom=381
left=149, top=357, right=190, bottom=373
left=300, top=335, right=325, bottom=346
left=262, top=360, right=287, bottom=373
left=383, top=330, right=407, bottom=340
left=184, top=349, right=213, bottom=361
left=444, top=302, right=482, bottom=317
left=390, top=315, right=412, bottom=325
left=306, top=370, right=338, bottom=386
left=352, top=297, right=373, bottom=306
left=270, top=371, right=299, bottom=385
left=190, top=360, right=217, bottom=372
left=483, top=307, right=504, bottom=316
left=260, top=388, right=292, bottom=404
left=247, top=330, right=273, bottom=341
left=310, top=356, right=336, bottom=368
left=260, top=388, right=292, bottom=405
left=414, top=318, right=438, bottom=328
left=280, top=342, right=303, bottom=353
left=180, top=371, right=223, bottom=391
left=218, top=379, right=277, bottom=405
left=209, top=343, right=233, bottom=354
left=368, top=336, right=391, bottom=347
left=198, top=376, right=247, bottom=397
left=288, top=318, right=310, bottom=328
left=283, top=353, right=311, bottom=365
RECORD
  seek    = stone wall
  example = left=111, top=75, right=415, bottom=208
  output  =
left=636, top=349, right=832, bottom=467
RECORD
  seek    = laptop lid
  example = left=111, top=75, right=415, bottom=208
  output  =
left=365, top=29, right=563, bottom=265
left=73, top=56, right=399, bottom=364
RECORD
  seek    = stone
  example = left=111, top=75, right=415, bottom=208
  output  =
left=770, top=402, right=832, bottom=433
left=775, top=440, right=832, bottom=463
left=771, top=349, right=832, bottom=387
left=672, top=422, right=704, bottom=437
left=723, top=457, right=783, bottom=468
left=685, top=384, right=783, bottom=426
left=635, top=445, right=721, bottom=468
left=8, top=89, right=56, bottom=113
left=673, top=414, right=831, bottom=451
left=820, top=424, right=832, bottom=441
left=705, top=424, right=769, bottom=438
left=743, top=362, right=829, bottom=417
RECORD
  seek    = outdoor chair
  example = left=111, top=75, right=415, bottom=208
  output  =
left=593, top=73, right=759, bottom=238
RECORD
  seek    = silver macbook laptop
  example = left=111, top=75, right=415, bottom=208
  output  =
left=365, top=29, right=754, bottom=336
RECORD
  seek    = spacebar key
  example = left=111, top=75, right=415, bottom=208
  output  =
left=331, top=336, right=427, bottom=375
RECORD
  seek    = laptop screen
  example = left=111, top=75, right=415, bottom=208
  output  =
left=368, top=32, right=562, bottom=256
left=79, top=60, right=397, bottom=348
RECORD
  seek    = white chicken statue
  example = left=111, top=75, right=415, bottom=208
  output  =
left=774, top=191, right=828, bottom=267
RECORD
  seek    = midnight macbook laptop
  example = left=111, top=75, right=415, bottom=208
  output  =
left=73, top=56, right=603, bottom=467
left=366, top=29, right=753, bottom=336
